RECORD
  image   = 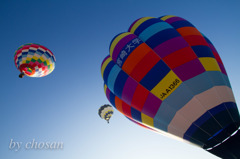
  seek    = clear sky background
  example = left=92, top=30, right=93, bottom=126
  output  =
left=0, top=0, right=240, bottom=159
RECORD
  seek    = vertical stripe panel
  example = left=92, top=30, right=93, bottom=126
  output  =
left=115, top=96, right=123, bottom=113
left=141, top=113, right=154, bottom=127
left=142, top=93, right=162, bottom=118
left=107, top=65, right=121, bottom=93
left=131, top=107, right=142, bottom=122
left=122, top=101, right=132, bottom=118
left=113, top=70, right=128, bottom=98
left=131, top=84, right=149, bottom=111
left=121, top=77, right=138, bottom=105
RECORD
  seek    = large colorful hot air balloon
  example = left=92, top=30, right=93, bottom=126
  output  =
left=101, top=15, right=240, bottom=158
left=98, top=104, right=114, bottom=123
left=14, top=43, right=56, bottom=78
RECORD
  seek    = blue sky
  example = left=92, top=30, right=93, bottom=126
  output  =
left=0, top=0, right=240, bottom=158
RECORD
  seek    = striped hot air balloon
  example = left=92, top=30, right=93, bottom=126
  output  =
left=14, top=43, right=56, bottom=78
left=101, top=15, right=240, bottom=159
left=98, top=104, right=114, bottom=123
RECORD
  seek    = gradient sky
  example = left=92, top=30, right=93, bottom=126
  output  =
left=1, top=0, right=240, bottom=159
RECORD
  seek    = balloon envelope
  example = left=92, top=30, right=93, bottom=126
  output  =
left=14, top=43, right=56, bottom=77
left=98, top=104, right=114, bottom=123
left=101, top=15, right=240, bottom=158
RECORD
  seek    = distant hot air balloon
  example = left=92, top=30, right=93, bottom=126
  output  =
left=101, top=15, right=240, bottom=158
left=14, top=43, right=56, bottom=78
left=98, top=104, right=114, bottom=123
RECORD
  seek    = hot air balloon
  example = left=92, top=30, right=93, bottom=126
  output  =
left=98, top=104, right=114, bottom=123
left=101, top=15, right=240, bottom=159
left=14, top=43, right=56, bottom=78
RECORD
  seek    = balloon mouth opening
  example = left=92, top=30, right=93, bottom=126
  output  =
left=19, top=64, right=35, bottom=77
left=204, top=122, right=240, bottom=159
left=203, top=122, right=240, bottom=151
